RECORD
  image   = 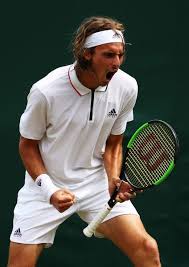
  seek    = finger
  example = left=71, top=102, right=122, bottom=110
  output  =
left=116, top=191, right=136, bottom=202
left=124, top=192, right=137, bottom=199
left=57, top=201, right=74, bottom=212
left=60, top=188, right=75, bottom=198
left=58, top=205, right=72, bottom=213
left=116, top=182, right=121, bottom=188
left=115, top=196, right=124, bottom=202
left=58, top=200, right=74, bottom=208
left=58, top=195, right=74, bottom=203
left=118, top=181, right=133, bottom=194
left=116, top=192, right=126, bottom=202
left=64, top=189, right=75, bottom=196
left=112, top=177, right=121, bottom=186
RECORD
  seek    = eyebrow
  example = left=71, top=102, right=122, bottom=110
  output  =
left=102, top=51, right=125, bottom=55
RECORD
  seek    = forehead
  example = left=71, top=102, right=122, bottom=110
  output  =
left=95, top=42, right=124, bottom=53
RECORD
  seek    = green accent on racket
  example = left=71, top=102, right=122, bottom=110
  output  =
left=122, top=119, right=179, bottom=190
left=154, top=160, right=175, bottom=186
left=83, top=119, right=179, bottom=238
left=127, top=122, right=149, bottom=148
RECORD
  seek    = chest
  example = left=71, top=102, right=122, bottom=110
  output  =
left=49, top=90, right=121, bottom=131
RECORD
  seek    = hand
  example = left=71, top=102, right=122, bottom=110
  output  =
left=115, top=180, right=137, bottom=202
left=109, top=177, right=141, bottom=202
left=50, top=189, right=76, bottom=213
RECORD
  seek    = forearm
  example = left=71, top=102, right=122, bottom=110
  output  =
left=103, top=138, right=136, bottom=201
left=103, top=145, right=122, bottom=182
left=19, top=136, right=47, bottom=180
left=19, top=136, right=75, bottom=207
left=103, top=134, right=124, bottom=195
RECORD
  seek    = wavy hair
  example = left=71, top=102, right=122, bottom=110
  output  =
left=72, top=16, right=125, bottom=69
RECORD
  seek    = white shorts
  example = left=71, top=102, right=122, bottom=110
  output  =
left=10, top=185, right=139, bottom=248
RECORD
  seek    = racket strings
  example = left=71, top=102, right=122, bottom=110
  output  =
left=136, top=126, right=174, bottom=169
left=126, top=149, right=164, bottom=187
left=125, top=122, right=176, bottom=188
left=126, top=149, right=169, bottom=187
left=152, top=124, right=175, bottom=156
left=126, top=157, right=149, bottom=187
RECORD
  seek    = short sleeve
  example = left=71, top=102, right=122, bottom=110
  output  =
left=111, top=79, right=138, bottom=135
left=19, top=86, right=48, bottom=140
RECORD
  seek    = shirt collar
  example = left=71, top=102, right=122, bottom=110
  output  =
left=68, top=64, right=107, bottom=96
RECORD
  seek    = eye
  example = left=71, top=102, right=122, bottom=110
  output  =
left=103, top=52, right=124, bottom=59
left=118, top=53, right=124, bottom=59
left=103, top=52, right=115, bottom=58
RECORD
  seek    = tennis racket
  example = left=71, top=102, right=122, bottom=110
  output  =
left=83, top=119, right=179, bottom=237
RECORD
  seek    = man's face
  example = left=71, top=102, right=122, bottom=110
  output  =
left=87, top=42, right=125, bottom=86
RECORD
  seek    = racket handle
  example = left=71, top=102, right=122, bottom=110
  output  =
left=83, top=204, right=111, bottom=237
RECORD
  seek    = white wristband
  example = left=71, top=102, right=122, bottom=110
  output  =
left=35, top=174, right=60, bottom=203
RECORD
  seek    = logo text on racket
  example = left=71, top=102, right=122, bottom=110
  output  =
left=138, top=133, right=169, bottom=172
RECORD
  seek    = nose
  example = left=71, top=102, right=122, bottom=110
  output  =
left=112, top=55, right=121, bottom=70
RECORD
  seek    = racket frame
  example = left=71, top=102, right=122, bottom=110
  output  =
left=83, top=119, right=179, bottom=237
left=122, top=119, right=179, bottom=189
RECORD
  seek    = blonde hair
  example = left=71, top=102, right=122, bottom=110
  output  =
left=72, top=16, right=125, bottom=69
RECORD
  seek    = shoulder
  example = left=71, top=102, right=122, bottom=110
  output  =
left=114, top=69, right=137, bottom=90
left=32, top=65, right=71, bottom=95
left=110, top=69, right=138, bottom=98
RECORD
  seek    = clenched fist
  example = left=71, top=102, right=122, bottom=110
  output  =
left=50, top=189, right=76, bottom=213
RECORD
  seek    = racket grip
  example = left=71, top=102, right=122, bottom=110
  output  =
left=83, top=204, right=111, bottom=237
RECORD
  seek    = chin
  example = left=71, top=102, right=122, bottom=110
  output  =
left=100, top=80, right=109, bottom=86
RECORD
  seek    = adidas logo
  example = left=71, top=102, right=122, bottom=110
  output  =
left=113, top=32, right=121, bottom=39
left=13, top=228, right=22, bottom=237
left=107, top=108, right=117, bottom=118
left=112, top=32, right=124, bottom=43
left=36, top=178, right=41, bottom=186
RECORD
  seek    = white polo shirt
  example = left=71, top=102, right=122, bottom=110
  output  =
left=20, top=63, right=138, bottom=197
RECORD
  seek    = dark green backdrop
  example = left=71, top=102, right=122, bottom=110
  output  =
left=1, top=1, right=188, bottom=266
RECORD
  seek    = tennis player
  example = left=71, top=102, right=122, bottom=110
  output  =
left=7, top=16, right=161, bottom=267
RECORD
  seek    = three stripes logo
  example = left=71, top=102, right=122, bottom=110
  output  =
left=13, top=228, right=22, bottom=237
left=107, top=108, right=117, bottom=118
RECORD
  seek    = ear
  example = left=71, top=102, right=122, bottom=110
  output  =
left=83, top=49, right=92, bottom=61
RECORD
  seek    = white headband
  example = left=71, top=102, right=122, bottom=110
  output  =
left=84, top=29, right=125, bottom=48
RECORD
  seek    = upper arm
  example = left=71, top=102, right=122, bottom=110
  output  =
left=19, top=87, right=48, bottom=140
left=19, top=135, right=39, bottom=151
left=19, top=135, right=39, bottom=145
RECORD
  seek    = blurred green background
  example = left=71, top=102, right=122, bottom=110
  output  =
left=1, top=1, right=187, bottom=266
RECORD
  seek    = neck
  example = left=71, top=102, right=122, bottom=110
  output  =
left=75, top=64, right=99, bottom=90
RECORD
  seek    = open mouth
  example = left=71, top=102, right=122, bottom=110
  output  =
left=106, top=71, right=117, bottom=81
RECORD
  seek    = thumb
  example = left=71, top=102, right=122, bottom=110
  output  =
left=59, top=188, right=75, bottom=197
left=112, top=177, right=121, bottom=187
